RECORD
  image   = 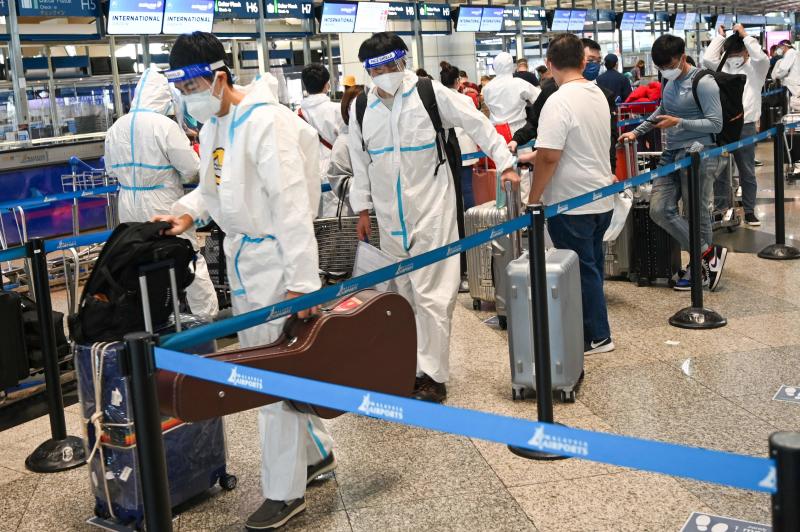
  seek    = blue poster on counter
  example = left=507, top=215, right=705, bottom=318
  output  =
left=162, top=0, right=214, bottom=33
left=17, top=0, right=99, bottom=17
left=319, top=2, right=356, bottom=32
left=107, top=0, right=165, bottom=35
left=214, top=0, right=259, bottom=19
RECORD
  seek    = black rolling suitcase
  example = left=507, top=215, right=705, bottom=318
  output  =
left=0, top=291, right=30, bottom=390
left=630, top=202, right=681, bottom=287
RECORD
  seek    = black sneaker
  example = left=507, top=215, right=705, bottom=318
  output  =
left=584, top=337, right=615, bottom=355
left=744, top=213, right=761, bottom=226
left=412, top=375, right=447, bottom=403
left=754, top=159, right=764, bottom=167
left=246, top=498, right=306, bottom=530
left=702, top=245, right=728, bottom=292
left=307, top=453, right=336, bottom=485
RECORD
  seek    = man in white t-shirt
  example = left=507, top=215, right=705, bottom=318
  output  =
left=529, top=33, right=615, bottom=355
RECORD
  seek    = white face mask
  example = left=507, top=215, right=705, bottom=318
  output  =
left=728, top=57, right=746, bottom=69
left=372, top=71, right=405, bottom=95
left=183, top=77, right=221, bottom=123
left=660, top=67, right=683, bottom=81
left=776, top=48, right=785, bottom=57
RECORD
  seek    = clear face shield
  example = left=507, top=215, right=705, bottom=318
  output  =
left=164, top=60, right=227, bottom=123
left=363, top=49, right=409, bottom=95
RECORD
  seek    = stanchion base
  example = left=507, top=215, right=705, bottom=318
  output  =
left=757, top=243, right=800, bottom=260
left=669, top=307, right=727, bottom=330
left=25, top=436, right=86, bottom=473
left=507, top=445, right=570, bottom=461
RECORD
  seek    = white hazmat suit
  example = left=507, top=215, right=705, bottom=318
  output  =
left=348, top=71, right=515, bottom=383
left=299, top=92, right=344, bottom=217
left=171, top=75, right=333, bottom=502
left=773, top=47, right=800, bottom=112
left=105, top=67, right=218, bottom=321
left=482, top=52, right=540, bottom=134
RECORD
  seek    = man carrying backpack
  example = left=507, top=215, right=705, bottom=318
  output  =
left=620, top=34, right=729, bottom=292
left=348, top=32, right=520, bottom=403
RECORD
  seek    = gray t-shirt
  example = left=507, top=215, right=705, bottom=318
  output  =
left=633, top=67, right=722, bottom=150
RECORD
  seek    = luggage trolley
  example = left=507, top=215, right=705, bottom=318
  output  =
left=61, top=156, right=119, bottom=232
left=617, top=101, right=664, bottom=154
left=781, top=114, right=800, bottom=182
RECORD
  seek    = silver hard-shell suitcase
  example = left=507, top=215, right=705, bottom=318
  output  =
left=465, top=200, right=505, bottom=309
left=506, top=248, right=584, bottom=402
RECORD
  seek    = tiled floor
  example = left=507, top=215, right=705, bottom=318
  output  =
left=1, top=144, right=797, bottom=531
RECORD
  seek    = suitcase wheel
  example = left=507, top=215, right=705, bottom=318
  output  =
left=497, top=315, right=507, bottom=330
left=636, top=277, right=651, bottom=287
left=559, top=390, right=577, bottom=403
left=219, top=473, right=238, bottom=491
left=472, top=299, right=481, bottom=311
left=512, top=388, right=523, bottom=400
left=94, top=504, right=110, bottom=519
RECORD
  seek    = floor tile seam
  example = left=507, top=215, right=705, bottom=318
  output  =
left=11, top=474, right=43, bottom=532
left=710, top=394, right=790, bottom=433
left=500, top=469, right=623, bottom=490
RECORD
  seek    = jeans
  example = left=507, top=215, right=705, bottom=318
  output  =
left=715, top=122, right=757, bottom=214
left=547, top=211, right=613, bottom=344
left=650, top=147, right=721, bottom=253
left=461, top=165, right=475, bottom=210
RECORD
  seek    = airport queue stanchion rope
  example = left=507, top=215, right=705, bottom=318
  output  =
left=759, top=121, right=800, bottom=260
left=669, top=151, right=727, bottom=330
left=124, top=332, right=174, bottom=531
left=771, top=432, right=800, bottom=531
left=24, top=237, right=87, bottom=473
left=508, top=204, right=568, bottom=461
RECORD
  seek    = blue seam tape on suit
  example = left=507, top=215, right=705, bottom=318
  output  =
left=153, top=346, right=777, bottom=494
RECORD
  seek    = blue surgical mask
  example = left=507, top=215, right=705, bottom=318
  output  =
left=583, top=62, right=601, bottom=81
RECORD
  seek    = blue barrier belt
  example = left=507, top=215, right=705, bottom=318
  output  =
left=44, top=230, right=114, bottom=253
left=0, top=246, right=26, bottom=262
left=119, top=184, right=165, bottom=191
left=154, top=346, right=777, bottom=494
left=161, top=214, right=531, bottom=350
left=0, top=186, right=119, bottom=211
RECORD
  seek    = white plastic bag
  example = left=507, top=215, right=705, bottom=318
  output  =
left=603, top=190, right=633, bottom=242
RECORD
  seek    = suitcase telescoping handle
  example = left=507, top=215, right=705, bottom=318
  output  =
left=621, top=137, right=636, bottom=181
left=138, top=260, right=182, bottom=334
left=503, top=179, right=523, bottom=260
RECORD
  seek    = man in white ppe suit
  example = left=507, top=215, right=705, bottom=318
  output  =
left=773, top=40, right=800, bottom=112
left=703, top=24, right=769, bottom=226
left=482, top=51, right=541, bottom=134
left=104, top=66, right=218, bottom=321
left=349, top=33, right=520, bottom=403
left=155, top=32, right=334, bottom=531
left=298, top=63, right=344, bottom=217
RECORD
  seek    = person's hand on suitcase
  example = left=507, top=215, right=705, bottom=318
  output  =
left=152, top=214, right=193, bottom=236
left=356, top=211, right=371, bottom=242
left=618, top=131, right=637, bottom=144
left=507, top=140, right=518, bottom=153
left=286, top=291, right=319, bottom=319
left=501, top=167, right=521, bottom=187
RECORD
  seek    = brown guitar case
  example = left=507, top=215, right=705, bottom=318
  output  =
left=156, top=290, right=417, bottom=422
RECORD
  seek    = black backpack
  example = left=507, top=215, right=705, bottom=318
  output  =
left=20, top=294, right=70, bottom=370
left=355, top=77, right=467, bottom=273
left=69, top=221, right=196, bottom=343
left=693, top=52, right=746, bottom=146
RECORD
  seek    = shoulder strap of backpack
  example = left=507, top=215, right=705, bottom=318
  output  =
left=416, top=76, right=448, bottom=176
left=355, top=92, right=368, bottom=151
left=298, top=107, right=334, bottom=150
left=690, top=69, right=709, bottom=116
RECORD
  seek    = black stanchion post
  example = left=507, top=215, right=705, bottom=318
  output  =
left=759, top=122, right=800, bottom=260
left=125, top=332, right=173, bottom=531
left=24, top=238, right=86, bottom=473
left=508, top=204, right=568, bottom=461
left=669, top=152, right=727, bottom=330
left=770, top=432, right=800, bottom=532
